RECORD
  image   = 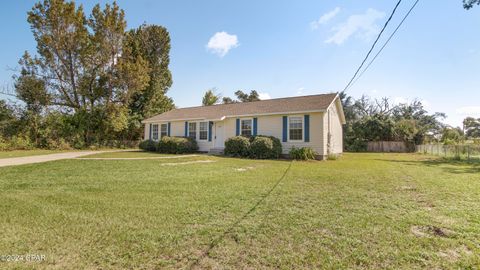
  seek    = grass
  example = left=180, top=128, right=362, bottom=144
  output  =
left=0, top=149, right=74, bottom=159
left=79, top=150, right=192, bottom=158
left=0, top=153, right=479, bottom=269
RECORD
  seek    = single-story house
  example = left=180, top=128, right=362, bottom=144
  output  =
left=141, top=93, right=346, bottom=159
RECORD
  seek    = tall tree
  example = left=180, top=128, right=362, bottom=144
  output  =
left=463, top=117, right=480, bottom=138
left=202, top=89, right=220, bottom=106
left=125, top=24, right=174, bottom=118
left=234, top=90, right=260, bottom=102
left=17, top=0, right=152, bottom=144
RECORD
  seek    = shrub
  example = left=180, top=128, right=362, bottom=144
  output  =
left=249, top=135, right=282, bottom=159
left=139, top=140, right=157, bottom=151
left=0, top=136, right=8, bottom=151
left=327, top=153, right=339, bottom=160
left=289, top=147, right=317, bottom=160
left=224, top=136, right=251, bottom=157
left=9, top=136, right=34, bottom=150
left=157, top=136, right=198, bottom=154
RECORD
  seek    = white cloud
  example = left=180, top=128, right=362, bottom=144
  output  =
left=310, top=7, right=341, bottom=29
left=456, top=106, right=480, bottom=116
left=393, top=96, right=408, bottom=105
left=206, top=31, right=239, bottom=57
left=325, top=8, right=385, bottom=45
left=296, top=87, right=305, bottom=96
left=259, top=92, right=271, bottom=100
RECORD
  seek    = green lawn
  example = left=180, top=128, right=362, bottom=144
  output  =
left=0, top=153, right=479, bottom=269
left=79, top=150, right=196, bottom=158
left=0, top=150, right=72, bottom=159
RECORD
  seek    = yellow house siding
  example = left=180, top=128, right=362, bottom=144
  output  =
left=224, top=112, right=325, bottom=155
left=143, top=120, right=214, bottom=152
left=323, top=99, right=344, bottom=155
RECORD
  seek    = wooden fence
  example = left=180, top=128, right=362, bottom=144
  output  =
left=367, top=141, right=408, bottom=153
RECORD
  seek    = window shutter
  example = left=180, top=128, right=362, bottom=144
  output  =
left=208, top=121, right=213, bottom=141
left=282, top=116, right=288, bottom=142
left=167, top=122, right=171, bottom=136
left=184, top=122, right=188, bottom=137
left=149, top=124, right=152, bottom=140
left=253, top=118, right=258, bottom=136
left=304, top=115, right=310, bottom=142
left=236, top=119, right=240, bottom=136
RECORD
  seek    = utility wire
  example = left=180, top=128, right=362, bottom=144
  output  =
left=342, top=0, right=403, bottom=92
left=348, top=0, right=420, bottom=90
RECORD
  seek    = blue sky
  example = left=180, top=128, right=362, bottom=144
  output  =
left=0, top=0, right=479, bottom=126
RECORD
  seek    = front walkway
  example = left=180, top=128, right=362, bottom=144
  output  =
left=0, top=151, right=105, bottom=168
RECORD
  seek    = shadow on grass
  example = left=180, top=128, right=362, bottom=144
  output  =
left=377, top=156, right=480, bottom=175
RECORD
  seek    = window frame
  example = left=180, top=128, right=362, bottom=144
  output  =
left=198, top=121, right=208, bottom=141
left=160, top=123, right=168, bottom=138
left=152, top=124, right=159, bottom=141
left=288, top=116, right=304, bottom=142
left=240, top=118, right=253, bottom=137
left=188, top=122, right=197, bottom=139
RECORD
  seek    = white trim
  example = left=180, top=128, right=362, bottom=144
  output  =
left=152, top=124, right=159, bottom=141
left=198, top=121, right=209, bottom=141
left=240, top=118, right=253, bottom=137
left=287, top=115, right=304, bottom=142
left=160, top=123, right=168, bottom=138
left=188, top=122, right=197, bottom=140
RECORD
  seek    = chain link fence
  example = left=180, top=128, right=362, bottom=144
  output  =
left=416, top=144, right=480, bottom=161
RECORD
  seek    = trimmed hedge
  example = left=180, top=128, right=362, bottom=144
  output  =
left=224, top=136, right=250, bottom=157
left=224, top=135, right=282, bottom=159
left=139, top=140, right=157, bottom=151
left=249, top=135, right=282, bottom=159
left=157, top=136, right=198, bottom=154
left=289, top=146, right=317, bottom=160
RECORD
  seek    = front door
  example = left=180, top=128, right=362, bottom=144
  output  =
left=214, top=122, right=225, bottom=148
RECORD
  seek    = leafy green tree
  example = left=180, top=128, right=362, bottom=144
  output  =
left=463, top=117, right=480, bottom=138
left=464, top=0, right=480, bottom=9
left=234, top=90, right=260, bottom=102
left=222, top=97, right=236, bottom=104
left=441, top=127, right=464, bottom=144
left=202, top=89, right=220, bottom=106
left=15, top=0, right=161, bottom=145
left=125, top=24, right=174, bottom=118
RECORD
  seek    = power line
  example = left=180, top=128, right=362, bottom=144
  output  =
left=342, top=0, right=403, bottom=92
left=348, top=0, right=420, bottom=90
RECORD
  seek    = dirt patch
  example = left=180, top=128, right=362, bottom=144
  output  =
left=234, top=166, right=255, bottom=172
left=161, top=160, right=215, bottom=166
left=411, top=225, right=455, bottom=238
left=438, top=245, right=473, bottom=262
left=398, top=185, right=417, bottom=191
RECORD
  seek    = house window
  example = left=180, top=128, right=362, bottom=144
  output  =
left=289, top=117, right=303, bottom=141
left=160, top=123, right=168, bottom=138
left=152, top=124, right=159, bottom=140
left=199, top=122, right=208, bottom=140
left=188, top=122, right=197, bottom=139
left=241, top=119, right=252, bottom=137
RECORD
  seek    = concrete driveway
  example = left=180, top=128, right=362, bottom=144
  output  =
left=0, top=151, right=104, bottom=168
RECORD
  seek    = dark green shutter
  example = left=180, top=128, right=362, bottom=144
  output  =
left=282, top=116, right=288, bottom=142
left=184, top=122, right=188, bottom=137
left=304, top=115, right=310, bottom=142
left=253, top=118, right=258, bottom=136
left=167, top=122, right=171, bottom=136
left=149, top=124, right=152, bottom=140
